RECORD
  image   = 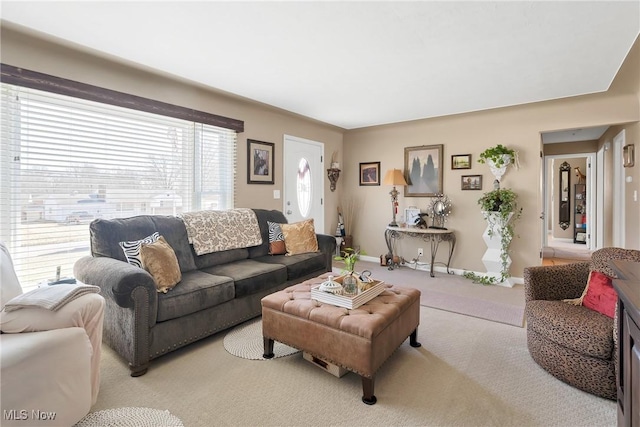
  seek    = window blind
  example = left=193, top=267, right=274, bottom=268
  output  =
left=0, top=83, right=236, bottom=289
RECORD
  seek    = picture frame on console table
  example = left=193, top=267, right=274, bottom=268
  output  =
left=404, top=144, right=443, bottom=197
left=247, top=139, right=274, bottom=184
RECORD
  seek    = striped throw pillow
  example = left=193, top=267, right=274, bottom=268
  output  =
left=267, top=221, right=286, bottom=255
left=119, top=232, right=160, bottom=268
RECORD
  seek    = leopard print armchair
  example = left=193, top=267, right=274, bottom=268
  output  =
left=524, top=247, right=640, bottom=400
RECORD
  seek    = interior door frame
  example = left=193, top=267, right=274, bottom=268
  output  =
left=612, top=129, right=626, bottom=247
left=282, top=134, right=325, bottom=233
left=543, top=152, right=597, bottom=250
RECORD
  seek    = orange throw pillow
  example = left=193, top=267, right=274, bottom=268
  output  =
left=140, top=236, right=182, bottom=293
left=280, top=219, right=319, bottom=256
left=582, top=271, right=617, bottom=318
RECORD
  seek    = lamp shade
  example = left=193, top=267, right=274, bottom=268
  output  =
left=383, top=169, right=408, bottom=186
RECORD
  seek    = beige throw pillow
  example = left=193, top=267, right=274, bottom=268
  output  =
left=140, top=236, right=182, bottom=293
left=280, top=219, right=319, bottom=256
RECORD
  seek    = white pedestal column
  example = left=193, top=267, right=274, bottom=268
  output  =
left=481, top=212, right=514, bottom=287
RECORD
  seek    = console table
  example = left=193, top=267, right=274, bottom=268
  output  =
left=610, top=260, right=640, bottom=427
left=384, top=226, right=455, bottom=277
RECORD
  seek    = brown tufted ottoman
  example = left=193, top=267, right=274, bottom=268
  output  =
left=261, top=272, right=421, bottom=405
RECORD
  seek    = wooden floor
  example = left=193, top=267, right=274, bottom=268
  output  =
left=541, top=257, right=587, bottom=266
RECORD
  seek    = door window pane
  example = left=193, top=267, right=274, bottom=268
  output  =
left=296, top=158, right=311, bottom=217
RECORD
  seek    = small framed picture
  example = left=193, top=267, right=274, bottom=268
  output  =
left=359, top=161, right=380, bottom=186
left=247, top=139, right=274, bottom=184
left=461, top=175, right=482, bottom=190
left=451, top=154, right=472, bottom=169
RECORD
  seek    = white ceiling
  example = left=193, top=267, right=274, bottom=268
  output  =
left=1, top=1, right=639, bottom=131
left=541, top=125, right=610, bottom=144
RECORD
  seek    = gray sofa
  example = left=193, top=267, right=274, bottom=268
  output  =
left=74, top=209, right=336, bottom=376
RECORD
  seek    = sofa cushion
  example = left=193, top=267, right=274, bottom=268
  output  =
left=1, top=242, right=23, bottom=309
left=526, top=300, right=613, bottom=360
left=193, top=248, right=249, bottom=270
left=156, top=270, right=234, bottom=322
left=281, top=219, right=319, bottom=255
left=248, top=209, right=288, bottom=258
left=201, top=259, right=287, bottom=298
left=253, top=252, right=326, bottom=281
left=90, top=215, right=197, bottom=273
left=140, top=236, right=182, bottom=293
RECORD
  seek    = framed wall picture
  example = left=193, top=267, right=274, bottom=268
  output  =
left=404, top=144, right=443, bottom=197
left=451, top=154, right=472, bottom=169
left=247, top=139, right=274, bottom=184
left=461, top=174, right=482, bottom=190
left=359, top=161, right=381, bottom=186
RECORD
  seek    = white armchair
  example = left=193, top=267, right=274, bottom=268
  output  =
left=0, top=243, right=105, bottom=426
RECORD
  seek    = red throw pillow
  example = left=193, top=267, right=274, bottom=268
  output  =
left=582, top=271, right=618, bottom=318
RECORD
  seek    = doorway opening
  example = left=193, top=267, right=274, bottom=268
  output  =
left=540, top=126, right=607, bottom=266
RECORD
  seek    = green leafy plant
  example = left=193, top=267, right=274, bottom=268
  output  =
left=477, top=187, right=519, bottom=213
left=463, top=188, right=522, bottom=285
left=334, top=247, right=362, bottom=272
left=478, top=144, right=518, bottom=169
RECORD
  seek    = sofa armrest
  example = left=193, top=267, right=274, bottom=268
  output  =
left=74, top=256, right=158, bottom=310
left=523, top=261, right=590, bottom=302
left=316, top=234, right=337, bottom=272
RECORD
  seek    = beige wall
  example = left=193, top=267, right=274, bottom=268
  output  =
left=343, top=91, right=638, bottom=277
left=0, top=25, right=345, bottom=234
left=598, top=122, right=640, bottom=248
left=2, top=26, right=638, bottom=278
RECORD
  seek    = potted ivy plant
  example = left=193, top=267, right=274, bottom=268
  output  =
left=463, top=187, right=522, bottom=285
left=478, top=144, right=518, bottom=168
left=478, top=144, right=519, bottom=182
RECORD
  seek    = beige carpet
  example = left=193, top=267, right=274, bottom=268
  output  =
left=91, top=306, right=615, bottom=426
left=335, top=260, right=526, bottom=327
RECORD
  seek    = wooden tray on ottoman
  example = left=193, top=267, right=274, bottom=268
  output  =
left=310, top=277, right=385, bottom=309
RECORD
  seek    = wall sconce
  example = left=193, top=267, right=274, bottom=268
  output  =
left=327, top=167, right=341, bottom=192
left=383, top=169, right=408, bottom=226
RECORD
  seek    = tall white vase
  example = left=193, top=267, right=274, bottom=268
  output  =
left=481, top=211, right=514, bottom=287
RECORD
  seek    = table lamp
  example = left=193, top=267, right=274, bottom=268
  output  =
left=383, top=169, right=408, bottom=226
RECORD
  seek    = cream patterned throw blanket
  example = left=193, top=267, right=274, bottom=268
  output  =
left=2, top=284, right=101, bottom=312
left=180, top=208, right=263, bottom=255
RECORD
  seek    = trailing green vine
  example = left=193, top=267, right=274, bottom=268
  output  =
left=464, top=187, right=522, bottom=285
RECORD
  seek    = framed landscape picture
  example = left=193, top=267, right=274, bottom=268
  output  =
left=451, top=154, right=471, bottom=169
left=247, top=139, right=274, bottom=184
left=359, top=161, right=380, bottom=186
left=461, top=174, right=482, bottom=190
left=404, top=145, right=443, bottom=197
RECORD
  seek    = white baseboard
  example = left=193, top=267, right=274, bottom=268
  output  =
left=357, top=254, right=523, bottom=286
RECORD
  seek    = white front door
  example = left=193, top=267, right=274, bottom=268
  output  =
left=283, top=135, right=324, bottom=232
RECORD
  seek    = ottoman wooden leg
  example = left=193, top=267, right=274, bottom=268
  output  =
left=410, top=328, right=421, bottom=347
left=361, top=376, right=377, bottom=405
left=263, top=337, right=274, bottom=359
